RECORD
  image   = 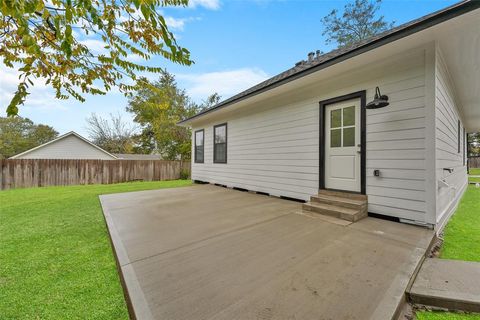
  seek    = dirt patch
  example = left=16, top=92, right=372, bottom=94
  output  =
left=427, top=233, right=444, bottom=258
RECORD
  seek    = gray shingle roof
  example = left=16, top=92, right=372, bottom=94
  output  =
left=179, top=0, right=479, bottom=125
left=113, top=153, right=163, bottom=160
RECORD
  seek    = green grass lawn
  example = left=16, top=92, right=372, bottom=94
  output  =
left=469, top=168, right=480, bottom=176
left=416, top=185, right=480, bottom=320
left=417, top=312, right=480, bottom=320
left=469, top=176, right=480, bottom=184
left=469, top=168, right=480, bottom=184
left=0, top=180, right=191, bottom=320
left=440, top=185, right=480, bottom=262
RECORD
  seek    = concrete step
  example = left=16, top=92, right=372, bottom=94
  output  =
left=318, top=189, right=367, bottom=201
left=302, top=201, right=367, bottom=222
left=408, top=258, right=480, bottom=312
left=311, top=194, right=366, bottom=210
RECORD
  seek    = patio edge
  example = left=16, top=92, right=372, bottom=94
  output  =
left=99, top=194, right=154, bottom=320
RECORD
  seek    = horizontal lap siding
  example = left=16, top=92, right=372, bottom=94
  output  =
left=365, top=52, right=427, bottom=222
left=435, top=51, right=468, bottom=224
left=192, top=102, right=319, bottom=200
left=192, top=48, right=429, bottom=222
left=13, top=135, right=115, bottom=160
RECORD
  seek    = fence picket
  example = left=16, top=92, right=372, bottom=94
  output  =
left=0, top=159, right=191, bottom=190
left=469, top=156, right=480, bottom=169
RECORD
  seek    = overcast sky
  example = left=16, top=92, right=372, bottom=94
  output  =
left=0, top=0, right=457, bottom=137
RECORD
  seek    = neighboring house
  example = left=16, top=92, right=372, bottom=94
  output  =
left=10, top=131, right=117, bottom=160
left=179, top=1, right=480, bottom=230
left=114, top=153, right=163, bottom=160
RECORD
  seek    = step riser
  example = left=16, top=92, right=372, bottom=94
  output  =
left=409, top=293, right=480, bottom=313
left=310, top=196, right=366, bottom=210
left=408, top=258, right=480, bottom=313
left=303, top=203, right=345, bottom=220
left=302, top=203, right=367, bottom=222
left=318, top=189, right=367, bottom=201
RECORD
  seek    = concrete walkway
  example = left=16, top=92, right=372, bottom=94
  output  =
left=409, top=258, right=480, bottom=312
left=100, top=184, right=434, bottom=320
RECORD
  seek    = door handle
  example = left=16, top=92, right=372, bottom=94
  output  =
left=357, top=144, right=361, bottom=154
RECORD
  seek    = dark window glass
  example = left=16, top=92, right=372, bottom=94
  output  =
left=214, top=124, right=227, bottom=163
left=343, top=106, right=355, bottom=126
left=458, top=120, right=461, bottom=153
left=343, top=127, right=355, bottom=147
left=463, top=127, right=466, bottom=166
left=331, top=109, right=341, bottom=128
left=330, top=129, right=341, bottom=148
left=195, top=130, right=204, bottom=163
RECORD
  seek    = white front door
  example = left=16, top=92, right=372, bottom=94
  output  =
left=325, top=99, right=361, bottom=192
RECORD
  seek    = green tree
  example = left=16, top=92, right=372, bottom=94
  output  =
left=321, top=0, right=394, bottom=47
left=127, top=71, right=199, bottom=160
left=200, top=92, right=221, bottom=111
left=85, top=113, right=137, bottom=154
left=1, top=0, right=192, bottom=116
left=0, top=116, right=58, bottom=158
left=468, top=132, right=480, bottom=157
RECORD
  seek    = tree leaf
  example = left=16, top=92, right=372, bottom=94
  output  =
left=0, top=0, right=193, bottom=115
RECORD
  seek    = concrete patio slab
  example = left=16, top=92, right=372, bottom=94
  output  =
left=409, top=258, right=480, bottom=312
left=100, top=184, right=434, bottom=320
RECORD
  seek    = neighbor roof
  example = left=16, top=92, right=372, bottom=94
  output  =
left=10, top=131, right=118, bottom=159
left=179, top=0, right=480, bottom=125
left=113, top=153, right=163, bottom=160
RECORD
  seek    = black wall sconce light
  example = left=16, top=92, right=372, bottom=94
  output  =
left=366, top=86, right=389, bottom=109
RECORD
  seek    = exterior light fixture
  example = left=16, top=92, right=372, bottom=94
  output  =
left=366, top=86, right=389, bottom=109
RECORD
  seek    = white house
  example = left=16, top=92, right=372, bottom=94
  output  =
left=10, top=131, right=117, bottom=160
left=179, top=1, right=480, bottom=229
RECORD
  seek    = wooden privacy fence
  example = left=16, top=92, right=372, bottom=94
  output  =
left=469, top=156, right=480, bottom=168
left=0, top=159, right=191, bottom=190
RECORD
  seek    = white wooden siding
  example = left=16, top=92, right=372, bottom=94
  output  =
left=193, top=102, right=320, bottom=200
left=192, top=47, right=430, bottom=222
left=434, top=48, right=468, bottom=226
left=14, top=134, right=116, bottom=160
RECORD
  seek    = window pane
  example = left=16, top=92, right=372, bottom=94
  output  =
left=195, top=131, right=204, bottom=146
left=331, top=109, right=341, bottom=128
left=215, top=143, right=226, bottom=162
left=458, top=120, right=461, bottom=153
left=215, top=125, right=226, bottom=143
left=195, top=147, right=204, bottom=162
left=343, top=127, right=355, bottom=147
left=343, top=106, right=355, bottom=126
left=214, top=124, right=227, bottom=163
left=330, top=129, right=341, bottom=148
